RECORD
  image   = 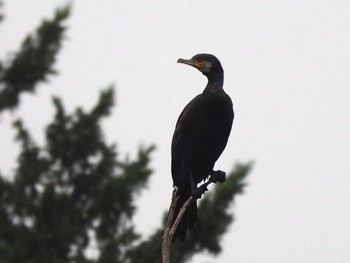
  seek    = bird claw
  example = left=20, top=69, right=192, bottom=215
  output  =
left=191, top=170, right=227, bottom=200
left=192, top=182, right=209, bottom=200
left=210, top=170, right=227, bottom=183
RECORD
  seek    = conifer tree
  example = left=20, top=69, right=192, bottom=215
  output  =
left=0, top=4, right=251, bottom=263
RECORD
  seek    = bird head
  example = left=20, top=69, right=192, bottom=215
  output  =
left=177, top=53, right=223, bottom=81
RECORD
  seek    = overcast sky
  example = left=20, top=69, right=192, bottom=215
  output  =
left=1, top=1, right=350, bottom=262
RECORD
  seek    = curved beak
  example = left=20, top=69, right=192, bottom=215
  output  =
left=177, top=58, right=195, bottom=66
left=177, top=58, right=205, bottom=70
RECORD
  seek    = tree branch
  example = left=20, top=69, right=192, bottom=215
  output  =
left=162, top=187, right=180, bottom=263
left=161, top=170, right=227, bottom=263
left=162, top=188, right=194, bottom=263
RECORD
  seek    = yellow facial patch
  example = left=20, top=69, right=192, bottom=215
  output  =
left=195, top=61, right=206, bottom=70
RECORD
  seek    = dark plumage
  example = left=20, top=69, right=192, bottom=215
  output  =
left=171, top=54, right=234, bottom=241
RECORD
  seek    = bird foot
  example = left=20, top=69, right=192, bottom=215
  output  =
left=209, top=170, right=227, bottom=183
left=192, top=181, right=210, bottom=200
left=191, top=170, right=227, bottom=200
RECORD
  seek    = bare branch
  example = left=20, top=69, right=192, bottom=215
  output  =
left=161, top=170, right=227, bottom=262
left=162, top=187, right=178, bottom=263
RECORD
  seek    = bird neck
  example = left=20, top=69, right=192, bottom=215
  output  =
left=204, top=78, right=224, bottom=94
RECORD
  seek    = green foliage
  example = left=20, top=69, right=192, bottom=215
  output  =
left=127, top=163, right=252, bottom=263
left=0, top=86, right=158, bottom=263
left=0, top=4, right=251, bottom=263
left=0, top=5, right=70, bottom=112
left=0, top=1, right=3, bottom=23
left=0, top=87, right=155, bottom=263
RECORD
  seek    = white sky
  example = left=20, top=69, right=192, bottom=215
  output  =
left=1, top=1, right=350, bottom=262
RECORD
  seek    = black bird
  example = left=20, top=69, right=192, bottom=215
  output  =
left=171, top=54, right=234, bottom=241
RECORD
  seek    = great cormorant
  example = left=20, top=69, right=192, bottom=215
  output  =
left=171, top=54, right=234, bottom=241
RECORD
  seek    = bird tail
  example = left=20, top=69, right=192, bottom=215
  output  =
left=172, top=188, right=197, bottom=242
